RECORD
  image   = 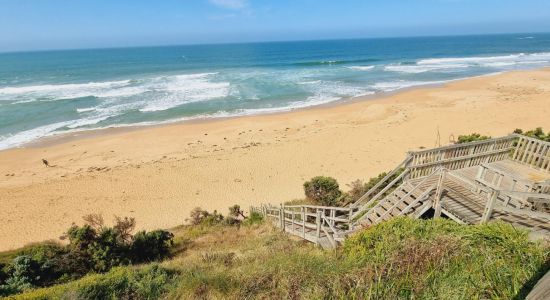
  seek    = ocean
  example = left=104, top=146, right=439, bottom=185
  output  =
left=1, top=33, right=550, bottom=150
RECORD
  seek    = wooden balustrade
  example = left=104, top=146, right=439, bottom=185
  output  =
left=408, top=136, right=516, bottom=179
left=250, top=204, right=353, bottom=248
left=512, top=135, right=550, bottom=171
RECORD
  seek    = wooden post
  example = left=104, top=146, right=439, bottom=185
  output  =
left=291, top=208, right=295, bottom=232
left=348, top=208, right=353, bottom=230
left=480, top=190, right=499, bottom=224
left=433, top=169, right=446, bottom=218
left=279, top=204, right=284, bottom=230
left=475, top=166, right=485, bottom=193
left=316, top=210, right=322, bottom=240
left=301, top=207, right=306, bottom=238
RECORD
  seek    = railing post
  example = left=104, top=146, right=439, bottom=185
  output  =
left=302, top=206, right=306, bottom=238
left=348, top=208, right=353, bottom=230
left=480, top=190, right=499, bottom=224
left=316, top=210, right=322, bottom=240
left=279, top=204, right=284, bottom=231
left=291, top=208, right=295, bottom=231
left=433, top=169, right=446, bottom=218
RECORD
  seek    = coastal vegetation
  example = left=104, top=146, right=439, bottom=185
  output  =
left=5, top=216, right=548, bottom=299
left=514, top=127, right=550, bottom=142
left=456, top=133, right=491, bottom=144
left=0, top=216, right=174, bottom=297
left=456, top=127, right=550, bottom=144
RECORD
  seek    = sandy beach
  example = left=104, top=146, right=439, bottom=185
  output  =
left=1, top=68, right=550, bottom=251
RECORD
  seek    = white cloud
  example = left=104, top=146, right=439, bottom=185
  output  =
left=209, top=0, right=248, bottom=10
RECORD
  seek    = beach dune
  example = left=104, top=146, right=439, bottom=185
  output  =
left=1, top=68, right=550, bottom=251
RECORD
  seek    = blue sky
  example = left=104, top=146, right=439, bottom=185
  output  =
left=1, top=0, right=550, bottom=52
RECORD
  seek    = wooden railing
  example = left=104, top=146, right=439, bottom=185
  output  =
left=251, top=204, right=355, bottom=248
left=408, top=136, right=516, bottom=179
left=351, top=135, right=518, bottom=210
left=475, top=163, right=536, bottom=193
left=351, top=155, right=412, bottom=208
left=512, top=135, right=550, bottom=171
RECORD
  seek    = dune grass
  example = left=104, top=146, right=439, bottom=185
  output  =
left=9, top=217, right=549, bottom=299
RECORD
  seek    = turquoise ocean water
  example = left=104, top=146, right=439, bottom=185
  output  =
left=1, top=33, right=550, bottom=150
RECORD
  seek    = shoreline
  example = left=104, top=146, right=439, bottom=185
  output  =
left=1, top=68, right=550, bottom=251
left=12, top=72, right=495, bottom=151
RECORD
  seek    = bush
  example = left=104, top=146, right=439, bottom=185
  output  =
left=13, top=265, right=176, bottom=300
left=0, top=256, right=41, bottom=295
left=228, top=205, right=245, bottom=219
left=0, top=216, right=175, bottom=297
left=243, top=212, right=264, bottom=226
left=456, top=133, right=491, bottom=144
left=515, top=127, right=550, bottom=142
left=303, top=176, right=342, bottom=206
left=346, top=179, right=369, bottom=203
left=188, top=207, right=224, bottom=226
left=130, top=231, right=174, bottom=263
left=342, top=170, right=404, bottom=205
left=66, top=224, right=129, bottom=273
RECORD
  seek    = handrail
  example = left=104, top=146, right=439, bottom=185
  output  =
left=477, top=163, right=534, bottom=190
left=511, top=134, right=550, bottom=171
left=372, top=169, right=442, bottom=223
left=285, top=205, right=352, bottom=212
left=350, top=169, right=410, bottom=220
left=352, top=155, right=412, bottom=207
left=399, top=184, right=437, bottom=216
left=411, top=135, right=517, bottom=155
left=411, top=148, right=514, bottom=169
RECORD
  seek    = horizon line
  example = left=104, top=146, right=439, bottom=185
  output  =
left=2, top=31, right=549, bottom=55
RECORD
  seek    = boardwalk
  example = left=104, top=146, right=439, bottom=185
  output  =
left=251, top=134, right=550, bottom=248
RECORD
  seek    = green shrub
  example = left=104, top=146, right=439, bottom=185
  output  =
left=303, top=176, right=342, bottom=206
left=0, top=256, right=41, bottom=295
left=66, top=224, right=130, bottom=273
left=243, top=212, right=264, bottom=226
left=13, top=264, right=176, bottom=300
left=188, top=207, right=224, bottom=226
left=515, top=127, right=550, bottom=141
left=344, top=170, right=404, bottom=205
left=344, top=217, right=549, bottom=299
left=0, top=216, right=175, bottom=297
left=457, top=133, right=491, bottom=144
left=228, top=205, right=245, bottom=219
left=130, top=230, right=174, bottom=263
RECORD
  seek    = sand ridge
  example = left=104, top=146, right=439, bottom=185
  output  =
left=1, top=68, right=550, bottom=251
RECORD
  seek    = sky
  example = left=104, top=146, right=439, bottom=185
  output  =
left=1, top=0, right=550, bottom=52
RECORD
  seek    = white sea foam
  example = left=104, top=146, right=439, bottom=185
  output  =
left=385, top=63, right=468, bottom=74
left=347, top=66, right=375, bottom=71
left=0, top=121, right=75, bottom=150
left=298, top=80, right=322, bottom=85
left=385, top=52, right=550, bottom=74
left=418, top=52, right=550, bottom=65
left=372, top=80, right=449, bottom=92
left=139, top=73, right=230, bottom=112
left=0, top=80, right=135, bottom=101
left=76, top=107, right=96, bottom=113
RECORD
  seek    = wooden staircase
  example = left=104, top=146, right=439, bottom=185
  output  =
left=251, top=134, right=550, bottom=248
left=356, top=173, right=438, bottom=226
